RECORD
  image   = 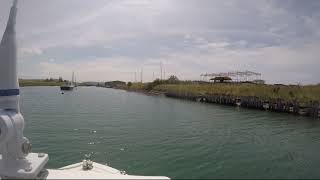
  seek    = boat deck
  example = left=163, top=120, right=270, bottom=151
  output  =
left=47, top=162, right=170, bottom=179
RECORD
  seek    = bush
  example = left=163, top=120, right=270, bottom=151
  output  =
left=167, top=75, right=180, bottom=84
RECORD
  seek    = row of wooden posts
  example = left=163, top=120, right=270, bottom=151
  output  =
left=165, top=92, right=320, bottom=118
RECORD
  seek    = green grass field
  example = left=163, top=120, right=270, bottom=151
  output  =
left=154, top=84, right=320, bottom=103
left=126, top=82, right=320, bottom=104
left=19, top=79, right=65, bottom=87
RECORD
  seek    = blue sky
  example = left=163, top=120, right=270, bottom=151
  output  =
left=0, top=0, right=319, bottom=84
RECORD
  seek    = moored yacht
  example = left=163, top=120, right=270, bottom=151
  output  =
left=60, top=84, right=74, bottom=91
left=60, top=72, right=75, bottom=91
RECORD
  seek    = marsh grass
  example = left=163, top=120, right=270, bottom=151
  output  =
left=152, top=83, right=320, bottom=103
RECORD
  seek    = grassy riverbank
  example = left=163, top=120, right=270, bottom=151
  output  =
left=155, top=84, right=320, bottom=104
left=125, top=82, right=320, bottom=104
left=19, top=79, right=65, bottom=87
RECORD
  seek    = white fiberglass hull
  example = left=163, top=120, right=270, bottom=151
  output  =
left=46, top=162, right=170, bottom=179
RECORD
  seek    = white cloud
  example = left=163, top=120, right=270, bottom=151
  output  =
left=38, top=57, right=139, bottom=82
left=198, top=42, right=230, bottom=50
left=19, top=47, right=43, bottom=56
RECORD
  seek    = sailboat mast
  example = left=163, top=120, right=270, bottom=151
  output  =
left=72, top=72, right=74, bottom=85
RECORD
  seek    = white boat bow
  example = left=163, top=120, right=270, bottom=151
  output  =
left=47, top=161, right=169, bottom=179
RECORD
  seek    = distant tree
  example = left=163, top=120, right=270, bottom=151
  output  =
left=167, top=75, right=179, bottom=84
left=153, top=78, right=163, bottom=86
left=58, top=77, right=63, bottom=82
left=127, top=82, right=132, bottom=87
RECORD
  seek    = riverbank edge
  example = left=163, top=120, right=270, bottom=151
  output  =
left=113, top=86, right=320, bottom=118
left=111, top=87, right=166, bottom=96
left=19, top=79, right=65, bottom=87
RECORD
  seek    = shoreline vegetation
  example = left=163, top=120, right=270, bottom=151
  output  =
left=116, top=77, right=320, bottom=118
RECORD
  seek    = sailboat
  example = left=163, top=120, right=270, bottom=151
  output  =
left=60, top=72, right=75, bottom=91
left=0, top=1, right=169, bottom=179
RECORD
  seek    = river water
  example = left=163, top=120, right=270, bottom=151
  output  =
left=21, top=87, right=320, bottom=179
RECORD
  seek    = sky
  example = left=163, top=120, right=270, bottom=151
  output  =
left=0, top=0, right=319, bottom=84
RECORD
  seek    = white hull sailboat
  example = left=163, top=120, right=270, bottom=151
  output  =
left=60, top=72, right=75, bottom=91
left=0, top=1, right=169, bottom=179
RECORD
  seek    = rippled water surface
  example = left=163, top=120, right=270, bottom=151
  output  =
left=21, top=87, right=320, bottom=179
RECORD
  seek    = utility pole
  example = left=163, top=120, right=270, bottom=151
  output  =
left=153, top=72, right=155, bottom=81
left=140, top=68, right=143, bottom=83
